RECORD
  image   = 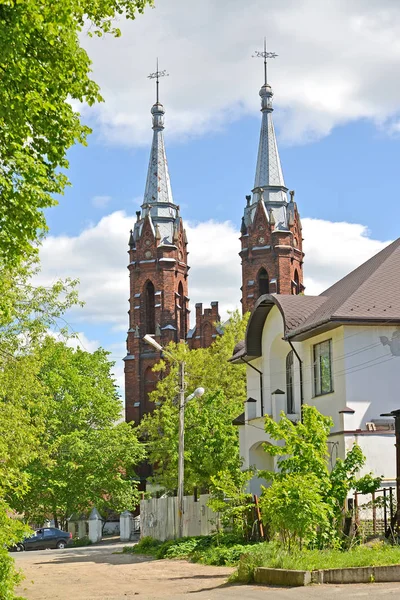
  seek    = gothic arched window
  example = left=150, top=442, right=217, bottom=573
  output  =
left=286, top=350, right=294, bottom=414
left=177, top=281, right=186, bottom=341
left=258, top=268, right=269, bottom=297
left=292, top=269, right=300, bottom=295
left=144, top=366, right=157, bottom=413
left=144, top=280, right=155, bottom=334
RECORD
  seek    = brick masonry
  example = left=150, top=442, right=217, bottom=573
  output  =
left=240, top=194, right=305, bottom=314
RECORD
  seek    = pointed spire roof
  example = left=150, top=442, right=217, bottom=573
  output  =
left=132, top=67, right=183, bottom=247
left=253, top=83, right=286, bottom=195
left=142, top=101, right=174, bottom=205
left=245, top=42, right=289, bottom=230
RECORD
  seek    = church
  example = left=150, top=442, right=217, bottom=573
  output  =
left=124, top=58, right=304, bottom=426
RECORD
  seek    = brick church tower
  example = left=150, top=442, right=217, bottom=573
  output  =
left=240, top=62, right=304, bottom=314
left=124, top=90, right=190, bottom=425
left=124, top=79, right=221, bottom=427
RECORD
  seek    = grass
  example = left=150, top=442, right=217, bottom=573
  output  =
left=123, top=534, right=255, bottom=566
left=123, top=535, right=400, bottom=582
left=233, top=541, right=400, bottom=583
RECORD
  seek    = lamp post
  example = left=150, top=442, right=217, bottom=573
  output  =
left=143, top=335, right=204, bottom=538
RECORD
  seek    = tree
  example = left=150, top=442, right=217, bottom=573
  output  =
left=259, top=406, right=381, bottom=548
left=139, top=311, right=249, bottom=492
left=0, top=260, right=83, bottom=597
left=8, top=337, right=145, bottom=529
left=0, top=0, right=152, bottom=267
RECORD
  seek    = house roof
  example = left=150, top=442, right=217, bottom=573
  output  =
left=290, top=237, right=400, bottom=340
left=231, top=237, right=400, bottom=361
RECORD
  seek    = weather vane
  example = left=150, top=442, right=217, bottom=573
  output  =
left=252, top=38, right=278, bottom=85
left=148, top=58, right=169, bottom=103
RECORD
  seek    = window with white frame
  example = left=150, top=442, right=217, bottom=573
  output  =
left=313, top=339, right=333, bottom=396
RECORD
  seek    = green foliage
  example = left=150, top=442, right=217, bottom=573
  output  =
left=71, top=536, right=92, bottom=547
left=0, top=262, right=82, bottom=597
left=260, top=406, right=381, bottom=548
left=260, top=474, right=332, bottom=550
left=0, top=0, right=152, bottom=267
left=9, top=337, right=145, bottom=529
left=124, top=533, right=254, bottom=566
left=233, top=541, right=400, bottom=582
left=139, top=311, right=249, bottom=492
left=208, top=468, right=255, bottom=540
left=0, top=548, right=24, bottom=600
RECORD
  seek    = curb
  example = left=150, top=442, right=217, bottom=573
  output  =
left=254, top=564, right=400, bottom=586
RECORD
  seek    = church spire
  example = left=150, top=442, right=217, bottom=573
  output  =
left=252, top=40, right=288, bottom=208
left=143, top=62, right=173, bottom=206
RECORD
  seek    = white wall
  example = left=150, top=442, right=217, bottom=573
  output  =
left=343, top=325, right=399, bottom=427
left=239, top=314, right=400, bottom=497
left=344, top=433, right=396, bottom=484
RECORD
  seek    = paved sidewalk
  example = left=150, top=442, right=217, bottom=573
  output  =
left=13, top=545, right=400, bottom=599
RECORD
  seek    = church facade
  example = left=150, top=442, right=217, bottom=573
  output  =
left=124, top=66, right=304, bottom=426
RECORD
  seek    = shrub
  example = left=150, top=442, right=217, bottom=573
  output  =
left=72, top=536, right=92, bottom=547
left=0, top=548, right=24, bottom=600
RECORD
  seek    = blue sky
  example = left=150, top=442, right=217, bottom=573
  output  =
left=38, top=0, right=400, bottom=392
left=48, top=115, right=400, bottom=243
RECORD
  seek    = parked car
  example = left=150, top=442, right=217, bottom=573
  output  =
left=13, top=527, right=73, bottom=551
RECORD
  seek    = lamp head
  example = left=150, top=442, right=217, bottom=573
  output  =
left=143, top=334, right=163, bottom=352
left=193, top=387, right=205, bottom=398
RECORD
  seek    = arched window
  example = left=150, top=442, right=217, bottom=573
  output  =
left=145, top=281, right=155, bottom=334
left=292, top=269, right=300, bottom=295
left=178, top=281, right=186, bottom=341
left=144, top=366, right=157, bottom=413
left=258, top=268, right=269, bottom=297
left=286, top=350, right=294, bottom=414
left=203, top=323, right=212, bottom=348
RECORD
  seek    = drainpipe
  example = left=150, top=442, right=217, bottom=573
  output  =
left=240, top=358, right=264, bottom=416
left=288, top=339, right=303, bottom=423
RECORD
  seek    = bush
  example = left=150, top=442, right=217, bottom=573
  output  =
left=71, top=536, right=92, bottom=547
left=233, top=541, right=400, bottom=583
left=123, top=533, right=254, bottom=566
left=0, top=548, right=24, bottom=600
left=123, top=536, right=163, bottom=556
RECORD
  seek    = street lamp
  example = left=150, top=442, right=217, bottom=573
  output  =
left=143, top=334, right=205, bottom=538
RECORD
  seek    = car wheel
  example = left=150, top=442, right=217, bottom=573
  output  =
left=16, top=544, right=24, bottom=552
left=56, top=540, right=67, bottom=549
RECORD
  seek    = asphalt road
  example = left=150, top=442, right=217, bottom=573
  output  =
left=13, top=543, right=400, bottom=599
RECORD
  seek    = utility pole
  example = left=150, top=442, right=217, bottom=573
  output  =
left=177, top=360, right=185, bottom=539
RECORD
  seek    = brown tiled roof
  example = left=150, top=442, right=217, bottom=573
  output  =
left=272, top=295, right=327, bottom=334
left=289, top=237, right=400, bottom=339
left=231, top=238, right=400, bottom=361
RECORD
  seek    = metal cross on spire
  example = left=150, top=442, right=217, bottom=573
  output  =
left=147, top=58, right=169, bottom=104
left=252, top=38, right=278, bottom=85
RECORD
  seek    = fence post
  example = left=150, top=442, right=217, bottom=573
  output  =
left=253, top=495, right=264, bottom=540
left=383, top=488, right=388, bottom=534
left=372, top=491, right=376, bottom=534
left=88, top=507, right=103, bottom=544
left=354, top=492, right=359, bottom=535
left=120, top=510, right=133, bottom=542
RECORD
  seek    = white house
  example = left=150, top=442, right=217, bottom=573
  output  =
left=231, top=238, right=400, bottom=497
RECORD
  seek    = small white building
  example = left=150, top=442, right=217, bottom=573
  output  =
left=231, top=238, right=400, bottom=496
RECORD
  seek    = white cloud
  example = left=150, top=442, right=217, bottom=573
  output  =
left=38, top=211, right=391, bottom=334
left=78, top=0, right=400, bottom=146
left=91, top=195, right=112, bottom=208
left=302, top=218, right=391, bottom=295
